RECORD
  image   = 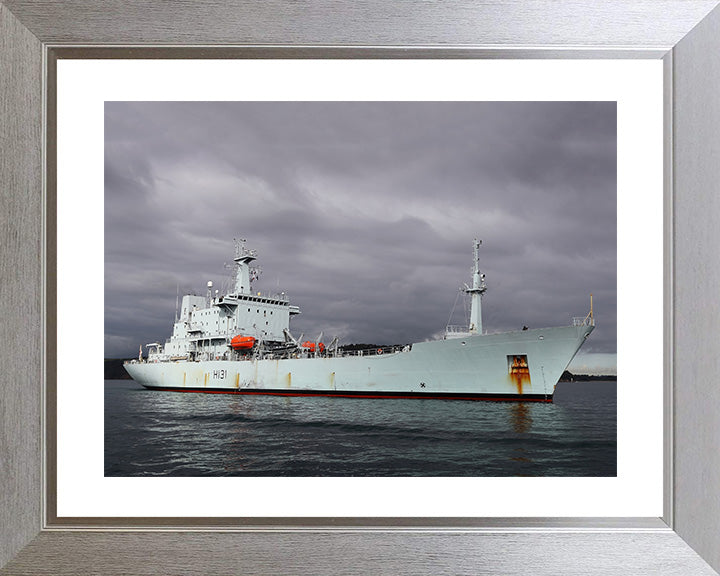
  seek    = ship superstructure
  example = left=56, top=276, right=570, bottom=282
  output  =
left=151, top=239, right=300, bottom=363
left=125, top=239, right=595, bottom=402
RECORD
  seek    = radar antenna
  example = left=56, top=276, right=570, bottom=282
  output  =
left=250, top=265, right=263, bottom=284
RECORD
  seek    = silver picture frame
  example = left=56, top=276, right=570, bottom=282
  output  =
left=2, top=1, right=720, bottom=574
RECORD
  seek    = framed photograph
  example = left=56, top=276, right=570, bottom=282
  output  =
left=2, top=2, right=720, bottom=574
left=66, top=61, right=645, bottom=519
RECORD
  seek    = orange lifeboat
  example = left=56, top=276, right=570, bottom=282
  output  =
left=301, top=341, right=325, bottom=353
left=230, top=335, right=256, bottom=350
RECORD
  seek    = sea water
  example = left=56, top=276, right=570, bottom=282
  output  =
left=104, top=380, right=616, bottom=477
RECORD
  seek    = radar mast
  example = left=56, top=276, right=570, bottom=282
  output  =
left=233, top=238, right=257, bottom=295
left=465, top=239, right=487, bottom=334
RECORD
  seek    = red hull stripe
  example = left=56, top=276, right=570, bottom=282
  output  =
left=140, top=386, right=553, bottom=403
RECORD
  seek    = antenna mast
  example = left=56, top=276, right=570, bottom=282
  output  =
left=175, top=284, right=179, bottom=322
left=465, top=239, right=487, bottom=334
left=233, top=237, right=258, bottom=295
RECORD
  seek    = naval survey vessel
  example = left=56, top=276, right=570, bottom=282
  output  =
left=124, top=239, right=594, bottom=401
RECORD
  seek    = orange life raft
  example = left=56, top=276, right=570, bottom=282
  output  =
left=301, top=341, right=325, bottom=353
left=230, top=335, right=256, bottom=350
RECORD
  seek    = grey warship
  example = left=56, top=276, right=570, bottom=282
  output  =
left=124, top=239, right=594, bottom=401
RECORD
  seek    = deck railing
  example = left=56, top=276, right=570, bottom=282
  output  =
left=573, top=313, right=595, bottom=327
left=445, top=325, right=471, bottom=334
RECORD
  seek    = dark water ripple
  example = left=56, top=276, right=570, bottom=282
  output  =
left=105, top=380, right=616, bottom=477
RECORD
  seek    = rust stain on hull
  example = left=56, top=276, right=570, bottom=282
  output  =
left=508, top=355, right=531, bottom=395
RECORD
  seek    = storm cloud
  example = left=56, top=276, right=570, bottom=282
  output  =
left=105, top=101, right=616, bottom=371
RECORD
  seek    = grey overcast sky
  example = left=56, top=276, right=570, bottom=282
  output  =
left=105, top=101, right=616, bottom=370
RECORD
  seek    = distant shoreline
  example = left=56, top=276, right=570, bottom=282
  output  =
left=559, top=370, right=617, bottom=382
left=105, top=359, right=133, bottom=379
left=104, top=358, right=616, bottom=382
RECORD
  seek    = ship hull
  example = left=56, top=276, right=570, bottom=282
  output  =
left=124, top=324, right=593, bottom=402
